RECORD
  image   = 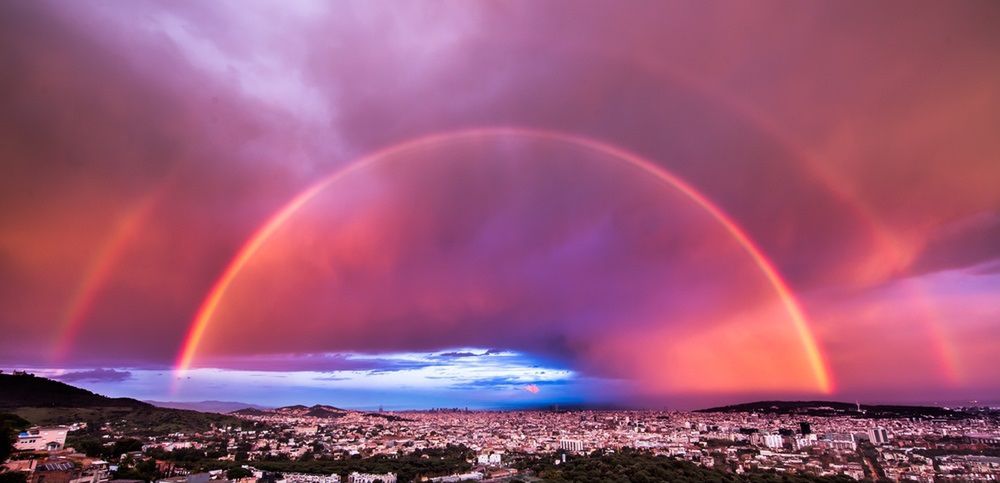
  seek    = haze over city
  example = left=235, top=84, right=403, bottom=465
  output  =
left=2, top=0, right=1000, bottom=411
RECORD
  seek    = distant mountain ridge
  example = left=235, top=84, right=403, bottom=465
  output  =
left=146, top=400, right=271, bottom=414
left=697, top=400, right=964, bottom=419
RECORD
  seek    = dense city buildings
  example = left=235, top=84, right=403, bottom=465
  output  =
left=6, top=399, right=1000, bottom=482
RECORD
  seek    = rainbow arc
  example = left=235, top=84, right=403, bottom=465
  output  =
left=173, top=127, right=834, bottom=394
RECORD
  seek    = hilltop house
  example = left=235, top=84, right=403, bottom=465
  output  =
left=15, top=427, right=69, bottom=452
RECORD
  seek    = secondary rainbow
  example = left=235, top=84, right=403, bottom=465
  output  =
left=50, top=185, right=167, bottom=363
left=174, top=127, right=834, bottom=394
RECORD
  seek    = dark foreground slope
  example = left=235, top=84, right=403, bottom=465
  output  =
left=0, top=372, right=147, bottom=409
left=0, top=373, right=243, bottom=434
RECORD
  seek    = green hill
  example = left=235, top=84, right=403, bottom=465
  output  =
left=0, top=373, right=245, bottom=435
left=697, top=400, right=963, bottom=419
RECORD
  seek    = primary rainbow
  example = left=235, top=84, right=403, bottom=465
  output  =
left=606, top=47, right=961, bottom=383
left=174, top=127, right=834, bottom=394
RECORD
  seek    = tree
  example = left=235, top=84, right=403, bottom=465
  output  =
left=227, top=467, right=253, bottom=480
left=110, top=438, right=144, bottom=458
left=0, top=427, right=13, bottom=464
left=115, top=458, right=160, bottom=482
left=0, top=473, right=28, bottom=483
left=0, top=413, right=30, bottom=463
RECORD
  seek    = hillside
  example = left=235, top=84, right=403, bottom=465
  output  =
left=231, top=407, right=269, bottom=416
left=229, top=404, right=417, bottom=422
left=0, top=373, right=247, bottom=434
left=0, top=373, right=148, bottom=409
left=697, top=400, right=964, bottom=419
left=232, top=404, right=348, bottom=419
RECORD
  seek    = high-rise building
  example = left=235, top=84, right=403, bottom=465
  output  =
left=763, top=434, right=784, bottom=449
left=794, top=434, right=817, bottom=450
left=822, top=433, right=857, bottom=451
left=868, top=427, right=890, bottom=445
left=559, top=439, right=585, bottom=453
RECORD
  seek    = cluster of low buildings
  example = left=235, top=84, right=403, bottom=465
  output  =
left=2, top=450, right=111, bottom=483
left=4, top=407, right=999, bottom=482
left=3, top=424, right=110, bottom=483
left=228, top=407, right=1000, bottom=481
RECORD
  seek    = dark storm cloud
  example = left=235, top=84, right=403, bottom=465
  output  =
left=436, top=350, right=508, bottom=358
left=195, top=353, right=436, bottom=374
left=971, top=260, right=1000, bottom=276
left=908, top=212, right=1000, bottom=275
left=54, top=368, right=133, bottom=383
left=437, top=352, right=479, bottom=358
left=0, top=0, right=332, bottom=364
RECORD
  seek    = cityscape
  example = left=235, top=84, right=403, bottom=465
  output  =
left=2, top=372, right=1000, bottom=482
left=3, top=1, right=1000, bottom=482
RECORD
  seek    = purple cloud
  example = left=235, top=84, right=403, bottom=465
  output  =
left=54, top=368, right=132, bottom=383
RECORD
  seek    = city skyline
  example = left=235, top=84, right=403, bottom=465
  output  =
left=3, top=1, right=1000, bottom=409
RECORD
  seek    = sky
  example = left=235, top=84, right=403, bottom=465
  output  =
left=1, top=0, right=1000, bottom=409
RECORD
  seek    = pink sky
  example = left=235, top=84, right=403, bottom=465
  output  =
left=1, top=1, right=1000, bottom=407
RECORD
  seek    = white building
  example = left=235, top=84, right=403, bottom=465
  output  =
left=794, top=434, right=817, bottom=450
left=15, top=426, right=69, bottom=451
left=347, top=472, right=396, bottom=483
left=282, top=473, right=340, bottom=483
left=428, top=472, right=483, bottom=482
left=164, top=442, right=194, bottom=452
left=559, top=439, right=584, bottom=453
left=821, top=433, right=857, bottom=451
left=476, top=452, right=502, bottom=465
left=763, top=434, right=784, bottom=449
